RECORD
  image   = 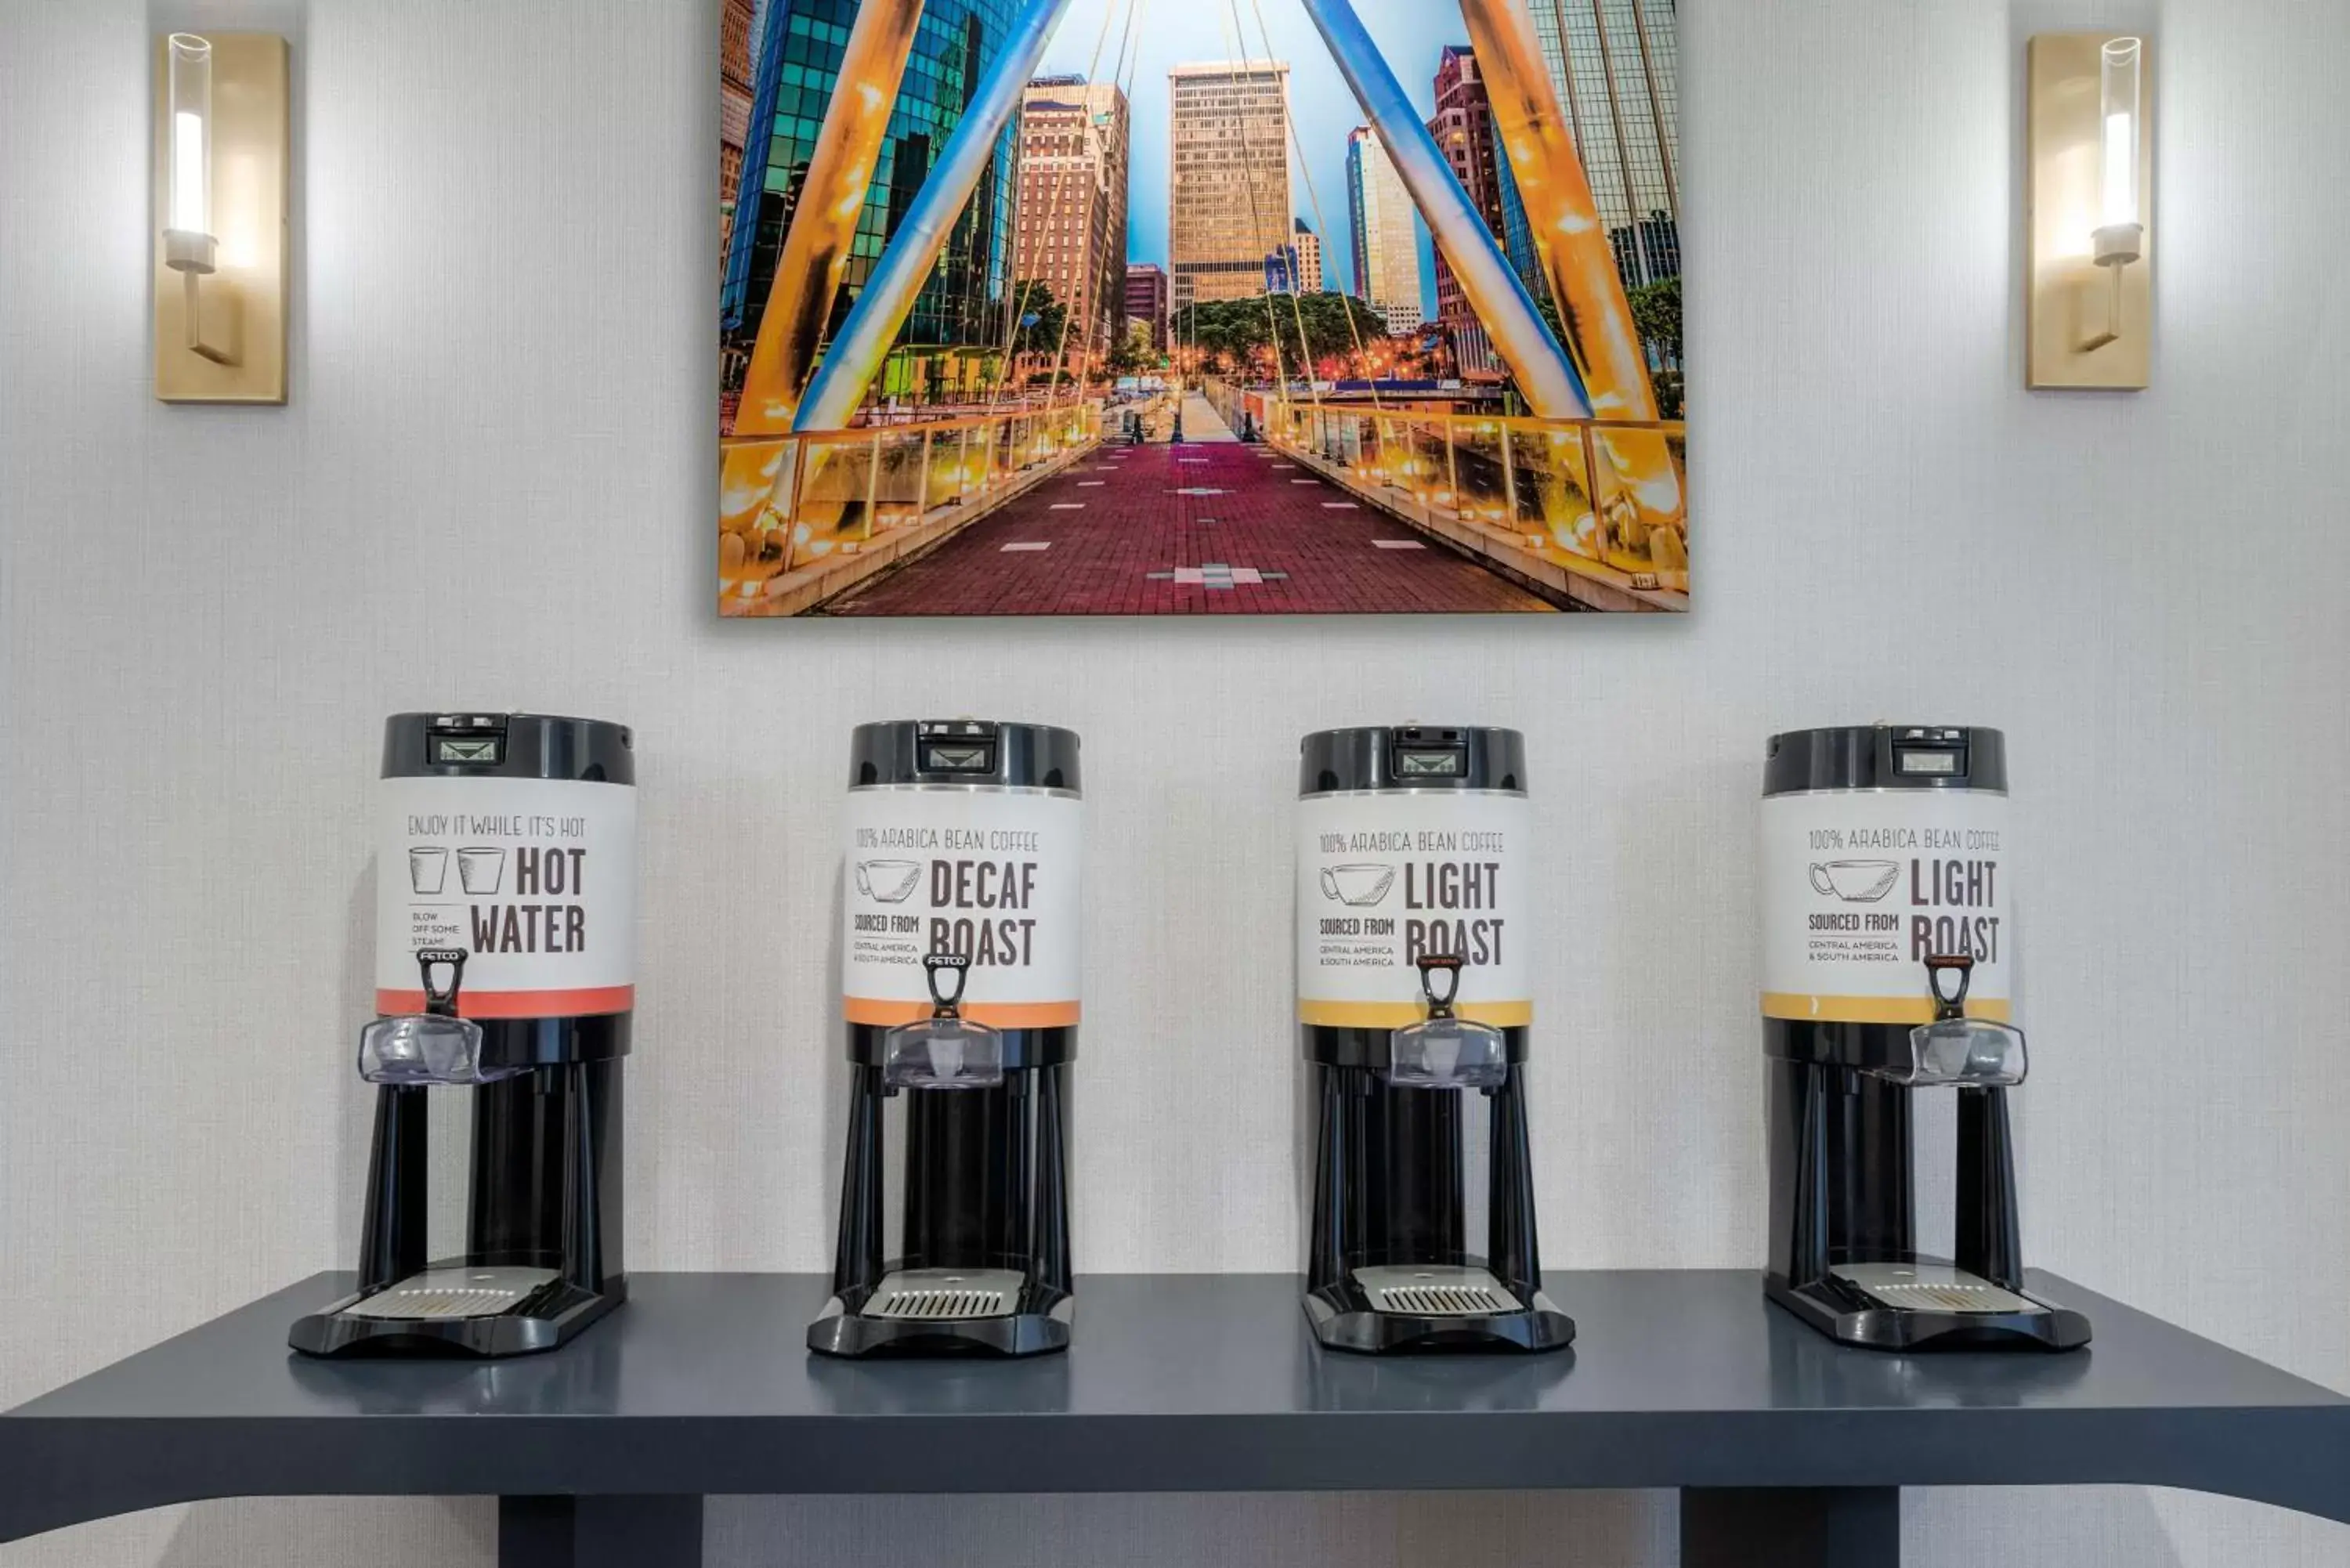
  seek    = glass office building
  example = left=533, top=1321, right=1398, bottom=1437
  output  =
left=1501, top=0, right=1680, bottom=295
left=720, top=0, right=1020, bottom=394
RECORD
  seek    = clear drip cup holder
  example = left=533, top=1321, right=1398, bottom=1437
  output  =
left=1386, top=954, right=1506, bottom=1089
left=883, top=952, right=1005, bottom=1090
left=1867, top=954, right=2028, bottom=1089
left=358, top=948, right=522, bottom=1086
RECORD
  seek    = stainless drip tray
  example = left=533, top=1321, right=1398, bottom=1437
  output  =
left=345, top=1266, right=559, bottom=1321
left=1354, top=1266, right=1522, bottom=1317
left=1833, top=1263, right=2041, bottom=1315
left=861, top=1269, right=1025, bottom=1322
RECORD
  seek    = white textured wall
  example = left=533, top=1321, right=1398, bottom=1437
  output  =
left=2, top=0, right=2345, bottom=1563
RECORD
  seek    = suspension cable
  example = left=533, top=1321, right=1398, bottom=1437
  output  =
left=1206, top=0, right=1292, bottom=418
left=1035, top=0, right=1127, bottom=424
left=1222, top=0, right=1326, bottom=438
left=1245, top=0, right=1381, bottom=417
left=1046, top=0, right=1144, bottom=423
left=986, top=0, right=1119, bottom=421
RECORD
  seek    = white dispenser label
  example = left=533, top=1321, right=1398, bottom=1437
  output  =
left=1760, top=788, right=2011, bottom=1024
left=844, top=786, right=1083, bottom=1028
left=1296, top=790, right=1530, bottom=1028
left=375, top=775, right=638, bottom=1017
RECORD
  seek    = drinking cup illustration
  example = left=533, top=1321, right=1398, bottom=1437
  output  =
left=1320, top=864, right=1397, bottom=907
left=1810, top=860, right=1900, bottom=902
left=855, top=858, right=923, bottom=904
left=407, top=846, right=450, bottom=896
left=456, top=847, right=508, bottom=896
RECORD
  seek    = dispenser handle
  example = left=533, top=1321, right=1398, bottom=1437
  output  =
left=415, top=948, right=468, bottom=1018
left=924, top=952, right=972, bottom=1015
left=1924, top=953, right=1973, bottom=1021
left=1415, top=953, right=1464, bottom=1016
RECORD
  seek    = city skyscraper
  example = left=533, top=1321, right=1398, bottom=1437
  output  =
left=721, top=0, right=1022, bottom=401
left=719, top=0, right=757, bottom=261
left=1500, top=0, right=1680, bottom=294
left=1014, top=74, right=1131, bottom=363
left=1167, top=61, right=1292, bottom=309
left=1345, top=126, right=1423, bottom=336
left=1428, top=45, right=1505, bottom=377
left=1124, top=262, right=1170, bottom=349
left=1291, top=218, right=1325, bottom=294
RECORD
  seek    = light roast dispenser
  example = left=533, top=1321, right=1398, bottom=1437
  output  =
left=1297, top=726, right=1572, bottom=1354
left=809, top=721, right=1081, bottom=1357
left=291, top=713, right=637, bottom=1357
left=1761, top=724, right=2088, bottom=1350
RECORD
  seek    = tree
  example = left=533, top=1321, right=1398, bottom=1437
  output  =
left=1105, top=331, right=1146, bottom=379
left=1628, top=277, right=1681, bottom=368
left=1170, top=292, right=1394, bottom=382
left=1628, top=277, right=1683, bottom=419
left=1531, top=277, right=1685, bottom=419
left=1008, top=279, right=1069, bottom=357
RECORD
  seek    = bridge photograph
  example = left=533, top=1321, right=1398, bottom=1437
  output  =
left=717, top=0, right=1687, bottom=616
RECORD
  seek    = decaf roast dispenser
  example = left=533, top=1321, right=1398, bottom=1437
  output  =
left=1296, top=725, right=1573, bottom=1353
left=809, top=720, right=1081, bottom=1357
left=291, top=713, right=637, bottom=1357
left=1759, top=724, right=2088, bottom=1349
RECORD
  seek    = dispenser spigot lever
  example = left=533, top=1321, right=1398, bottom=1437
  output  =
left=923, top=952, right=971, bottom=1017
left=1415, top=953, right=1465, bottom=1017
left=1925, top=952, right=1972, bottom=1021
left=417, top=948, right=468, bottom=1018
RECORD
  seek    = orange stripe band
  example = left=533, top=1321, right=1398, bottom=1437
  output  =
left=1762, top=992, right=2012, bottom=1024
left=375, top=985, right=634, bottom=1019
left=1296, top=999, right=1533, bottom=1029
left=844, top=997, right=1081, bottom=1028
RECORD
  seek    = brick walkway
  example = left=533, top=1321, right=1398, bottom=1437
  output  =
left=825, top=437, right=1557, bottom=616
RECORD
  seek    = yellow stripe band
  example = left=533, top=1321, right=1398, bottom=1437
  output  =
left=1298, top=999, right=1532, bottom=1029
left=1762, top=993, right=2013, bottom=1024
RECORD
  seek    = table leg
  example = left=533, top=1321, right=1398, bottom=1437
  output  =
left=1681, top=1487, right=1900, bottom=1568
left=499, top=1495, right=705, bottom=1567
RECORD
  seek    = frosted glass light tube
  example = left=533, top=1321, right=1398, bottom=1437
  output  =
left=2099, top=39, right=2142, bottom=233
left=164, top=33, right=215, bottom=273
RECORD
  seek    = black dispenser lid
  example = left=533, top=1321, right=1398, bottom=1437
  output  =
left=1764, top=724, right=2005, bottom=797
left=1299, top=725, right=1526, bottom=796
left=382, top=712, right=634, bottom=785
left=850, top=720, right=1082, bottom=793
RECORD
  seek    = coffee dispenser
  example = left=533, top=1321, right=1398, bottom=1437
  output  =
left=809, top=720, right=1080, bottom=1357
left=1297, top=726, right=1572, bottom=1354
left=291, top=713, right=636, bottom=1358
left=1760, top=724, right=2088, bottom=1349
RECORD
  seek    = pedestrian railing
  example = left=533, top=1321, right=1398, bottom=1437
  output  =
left=718, top=403, right=1101, bottom=602
left=1205, top=380, right=1689, bottom=597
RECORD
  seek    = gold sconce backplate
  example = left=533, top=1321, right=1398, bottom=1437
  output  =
left=153, top=32, right=287, bottom=403
left=2026, top=33, right=2153, bottom=390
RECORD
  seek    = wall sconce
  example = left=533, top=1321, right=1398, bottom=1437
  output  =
left=2027, top=33, right=2153, bottom=389
left=153, top=31, right=288, bottom=403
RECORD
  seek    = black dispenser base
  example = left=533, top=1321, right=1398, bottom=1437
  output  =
left=1766, top=1273, right=2090, bottom=1353
left=289, top=1274, right=626, bottom=1360
left=1303, top=1280, right=1575, bottom=1356
left=807, top=1281, right=1072, bottom=1359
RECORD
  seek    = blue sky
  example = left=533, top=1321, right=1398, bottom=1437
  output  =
left=1032, top=0, right=1459, bottom=317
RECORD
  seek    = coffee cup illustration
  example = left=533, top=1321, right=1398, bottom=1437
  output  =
left=456, top=847, right=508, bottom=896
left=856, top=858, right=923, bottom=904
left=407, top=846, right=449, bottom=896
left=1320, top=864, right=1397, bottom=907
left=1810, top=859, right=1900, bottom=902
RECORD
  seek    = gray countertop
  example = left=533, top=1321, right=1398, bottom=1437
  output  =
left=4, top=1270, right=2345, bottom=1543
